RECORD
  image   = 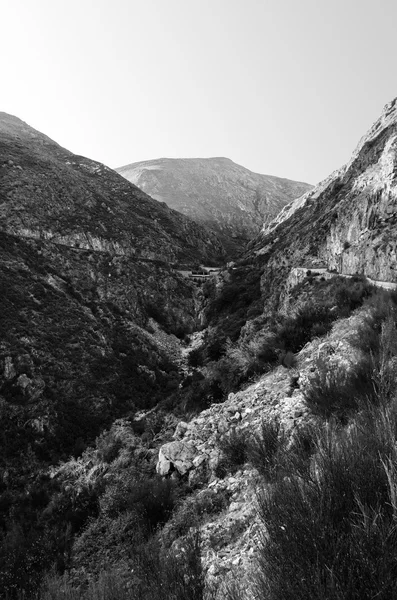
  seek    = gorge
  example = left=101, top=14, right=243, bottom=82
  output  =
left=2, top=99, right=397, bottom=599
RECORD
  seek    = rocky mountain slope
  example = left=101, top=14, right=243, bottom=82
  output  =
left=154, top=306, right=373, bottom=594
left=116, top=157, right=312, bottom=257
left=0, top=113, right=227, bottom=463
left=146, top=98, right=397, bottom=597
left=250, top=98, right=397, bottom=287
left=0, top=113, right=225, bottom=266
left=3, top=98, right=397, bottom=599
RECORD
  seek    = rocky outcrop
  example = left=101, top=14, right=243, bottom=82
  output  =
left=117, top=157, right=312, bottom=257
left=156, top=440, right=197, bottom=476
left=256, top=99, right=397, bottom=284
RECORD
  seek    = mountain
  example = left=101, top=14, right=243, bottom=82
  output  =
left=0, top=113, right=225, bottom=266
left=147, top=98, right=397, bottom=594
left=249, top=98, right=397, bottom=285
left=0, top=113, right=227, bottom=465
left=116, top=157, right=312, bottom=257
left=4, top=98, right=397, bottom=599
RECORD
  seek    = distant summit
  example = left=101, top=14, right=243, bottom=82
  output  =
left=116, top=157, right=312, bottom=257
left=0, top=114, right=225, bottom=266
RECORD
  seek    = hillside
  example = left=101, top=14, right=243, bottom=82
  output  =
left=0, top=115, right=228, bottom=596
left=197, top=97, right=397, bottom=345
left=116, top=157, right=312, bottom=257
left=251, top=97, right=397, bottom=285
left=0, top=112, right=232, bottom=460
left=141, top=97, right=397, bottom=598
left=0, top=113, right=225, bottom=266
left=3, top=99, right=397, bottom=600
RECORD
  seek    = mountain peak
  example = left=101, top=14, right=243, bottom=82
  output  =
left=117, top=157, right=312, bottom=257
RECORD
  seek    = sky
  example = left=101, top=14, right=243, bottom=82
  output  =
left=2, top=0, right=397, bottom=185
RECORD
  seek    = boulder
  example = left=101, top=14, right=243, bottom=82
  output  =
left=173, top=421, right=189, bottom=440
left=156, top=441, right=197, bottom=476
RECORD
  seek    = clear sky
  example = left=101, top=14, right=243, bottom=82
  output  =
left=2, top=0, right=397, bottom=185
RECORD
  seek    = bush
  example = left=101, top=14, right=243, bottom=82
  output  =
left=247, top=420, right=282, bottom=481
left=188, top=346, right=205, bottom=368
left=334, top=276, right=374, bottom=315
left=304, top=356, right=377, bottom=421
left=40, top=532, right=207, bottom=600
left=215, top=429, right=249, bottom=477
left=163, top=488, right=231, bottom=547
left=277, top=302, right=335, bottom=353
left=99, top=475, right=175, bottom=530
left=306, top=300, right=397, bottom=421
left=251, top=404, right=397, bottom=600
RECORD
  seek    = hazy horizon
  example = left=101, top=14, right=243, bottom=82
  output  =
left=2, top=0, right=397, bottom=186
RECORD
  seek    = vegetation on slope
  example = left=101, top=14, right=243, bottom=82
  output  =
left=0, top=112, right=225, bottom=266
left=1, top=268, right=392, bottom=599
left=181, top=270, right=376, bottom=411
left=221, top=290, right=397, bottom=600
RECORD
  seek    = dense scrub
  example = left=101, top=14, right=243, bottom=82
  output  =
left=182, top=273, right=379, bottom=411
left=0, top=233, right=196, bottom=599
left=229, top=292, right=397, bottom=600
left=0, top=418, right=197, bottom=598
left=1, top=250, right=396, bottom=599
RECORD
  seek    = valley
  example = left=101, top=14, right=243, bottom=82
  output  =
left=2, top=99, right=397, bottom=599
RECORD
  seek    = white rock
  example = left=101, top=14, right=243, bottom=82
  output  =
left=156, top=441, right=196, bottom=476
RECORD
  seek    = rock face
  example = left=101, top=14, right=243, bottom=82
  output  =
left=116, top=157, right=312, bottom=257
left=254, top=98, right=397, bottom=284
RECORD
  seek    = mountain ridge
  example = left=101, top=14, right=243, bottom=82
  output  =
left=0, top=113, right=226, bottom=266
left=116, top=156, right=312, bottom=257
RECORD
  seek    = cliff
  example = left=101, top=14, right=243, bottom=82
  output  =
left=255, top=98, right=397, bottom=284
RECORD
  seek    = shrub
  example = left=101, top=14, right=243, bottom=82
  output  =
left=40, top=531, right=206, bottom=600
left=215, top=429, right=249, bottom=476
left=334, top=276, right=374, bottom=315
left=247, top=420, right=282, bottom=481
left=304, top=356, right=377, bottom=421
left=163, top=488, right=231, bottom=547
left=277, top=302, right=335, bottom=353
left=250, top=402, right=397, bottom=600
left=99, top=475, right=175, bottom=531
left=307, top=300, right=397, bottom=421
left=188, top=346, right=205, bottom=368
left=279, top=350, right=297, bottom=369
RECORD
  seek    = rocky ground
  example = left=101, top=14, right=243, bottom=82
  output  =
left=154, top=305, right=371, bottom=597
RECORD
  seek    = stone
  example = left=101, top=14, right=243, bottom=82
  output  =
left=193, top=454, right=206, bottom=468
left=173, top=421, right=188, bottom=440
left=156, top=441, right=197, bottom=476
left=208, top=448, right=222, bottom=471
left=230, top=411, right=241, bottom=422
left=3, top=356, right=16, bottom=380
left=217, top=417, right=229, bottom=433
left=17, top=374, right=31, bottom=390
